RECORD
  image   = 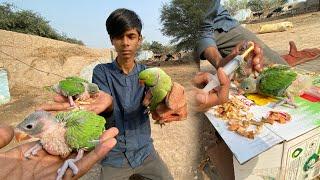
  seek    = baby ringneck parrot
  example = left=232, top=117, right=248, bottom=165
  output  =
left=51, top=76, right=99, bottom=107
left=16, top=110, right=106, bottom=180
left=138, top=67, right=173, bottom=111
left=240, top=64, right=319, bottom=108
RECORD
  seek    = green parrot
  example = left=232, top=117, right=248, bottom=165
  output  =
left=51, top=76, right=99, bottom=107
left=138, top=67, right=173, bottom=111
left=16, top=109, right=106, bottom=180
left=239, top=64, right=319, bottom=108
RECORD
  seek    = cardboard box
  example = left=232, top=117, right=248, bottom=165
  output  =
left=204, top=96, right=320, bottom=180
left=200, top=59, right=320, bottom=179
left=231, top=126, right=320, bottom=180
left=280, top=126, right=320, bottom=180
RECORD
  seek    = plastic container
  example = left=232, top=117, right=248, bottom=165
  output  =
left=203, top=42, right=254, bottom=92
left=0, top=68, right=10, bottom=105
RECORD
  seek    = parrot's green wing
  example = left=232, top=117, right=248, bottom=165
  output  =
left=66, top=76, right=88, bottom=83
left=150, top=69, right=173, bottom=111
left=55, top=110, right=106, bottom=150
left=149, top=88, right=168, bottom=111
left=258, top=65, right=297, bottom=97
left=260, top=65, right=291, bottom=76
left=59, top=76, right=87, bottom=96
left=139, top=68, right=173, bottom=111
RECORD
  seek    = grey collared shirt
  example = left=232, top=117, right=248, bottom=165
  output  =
left=92, top=61, right=153, bottom=168
left=197, top=0, right=239, bottom=59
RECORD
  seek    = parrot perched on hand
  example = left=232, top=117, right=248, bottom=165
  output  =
left=239, top=64, right=319, bottom=108
left=15, top=110, right=106, bottom=180
left=138, top=67, right=173, bottom=111
left=51, top=76, right=99, bottom=107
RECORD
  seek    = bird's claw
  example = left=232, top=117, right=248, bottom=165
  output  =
left=56, top=149, right=84, bottom=180
left=68, top=96, right=76, bottom=107
left=24, top=143, right=42, bottom=159
left=144, top=108, right=150, bottom=114
left=56, top=159, right=78, bottom=180
left=155, top=120, right=165, bottom=128
left=271, top=98, right=298, bottom=109
left=24, top=152, right=32, bottom=159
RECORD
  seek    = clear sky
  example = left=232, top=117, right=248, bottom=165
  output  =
left=0, top=0, right=172, bottom=48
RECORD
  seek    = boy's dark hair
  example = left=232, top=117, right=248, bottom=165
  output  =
left=106, top=8, right=142, bottom=39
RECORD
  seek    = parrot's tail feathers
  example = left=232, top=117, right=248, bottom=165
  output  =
left=159, top=122, right=165, bottom=128
left=89, top=139, right=100, bottom=145
left=89, top=137, right=114, bottom=146
left=313, top=75, right=320, bottom=86
left=154, top=120, right=165, bottom=128
left=43, top=85, right=54, bottom=92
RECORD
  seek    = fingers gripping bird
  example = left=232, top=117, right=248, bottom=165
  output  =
left=51, top=76, right=99, bottom=107
left=16, top=110, right=106, bottom=180
left=138, top=67, right=173, bottom=112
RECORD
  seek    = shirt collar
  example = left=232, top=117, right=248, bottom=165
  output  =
left=112, top=58, right=138, bottom=76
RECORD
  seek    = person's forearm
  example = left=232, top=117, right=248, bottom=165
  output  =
left=203, top=46, right=223, bottom=68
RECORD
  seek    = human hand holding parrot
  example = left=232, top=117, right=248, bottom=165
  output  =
left=0, top=124, right=118, bottom=180
left=48, top=76, right=100, bottom=108
left=139, top=67, right=187, bottom=125
left=39, top=91, right=113, bottom=114
left=13, top=109, right=113, bottom=180
left=143, top=82, right=187, bottom=125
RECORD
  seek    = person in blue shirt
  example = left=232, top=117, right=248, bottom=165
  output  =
left=40, top=8, right=186, bottom=180
left=192, top=0, right=288, bottom=112
left=197, top=0, right=287, bottom=68
left=92, top=8, right=174, bottom=180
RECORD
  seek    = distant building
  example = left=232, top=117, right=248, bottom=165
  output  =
left=136, top=50, right=154, bottom=62
left=234, top=9, right=252, bottom=21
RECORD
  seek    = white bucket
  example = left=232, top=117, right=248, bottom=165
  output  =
left=0, top=68, right=10, bottom=105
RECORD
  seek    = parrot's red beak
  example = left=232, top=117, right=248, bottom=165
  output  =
left=14, top=130, right=31, bottom=142
left=139, top=80, right=145, bottom=86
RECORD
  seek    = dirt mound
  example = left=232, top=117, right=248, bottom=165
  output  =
left=32, top=46, right=102, bottom=60
left=0, top=30, right=114, bottom=90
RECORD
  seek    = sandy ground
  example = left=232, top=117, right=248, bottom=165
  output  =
left=0, top=11, right=320, bottom=180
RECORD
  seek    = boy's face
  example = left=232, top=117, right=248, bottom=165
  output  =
left=111, top=28, right=141, bottom=60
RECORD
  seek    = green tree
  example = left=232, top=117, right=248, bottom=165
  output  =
left=223, top=0, right=248, bottom=15
left=247, top=0, right=264, bottom=11
left=0, top=3, right=84, bottom=45
left=0, top=3, right=15, bottom=30
left=160, top=0, right=211, bottom=51
left=141, top=40, right=151, bottom=50
left=149, top=41, right=165, bottom=54
left=247, top=0, right=288, bottom=12
left=164, top=45, right=177, bottom=54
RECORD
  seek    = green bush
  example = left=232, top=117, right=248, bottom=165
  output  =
left=0, top=3, right=84, bottom=45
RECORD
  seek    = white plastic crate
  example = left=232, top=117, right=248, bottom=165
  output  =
left=0, top=68, right=10, bottom=105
